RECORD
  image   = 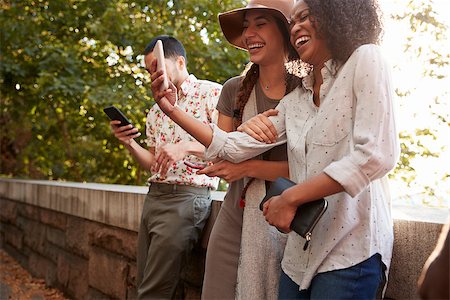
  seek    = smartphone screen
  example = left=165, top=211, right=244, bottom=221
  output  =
left=103, top=106, right=132, bottom=126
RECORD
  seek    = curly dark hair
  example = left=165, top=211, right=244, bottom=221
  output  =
left=304, top=0, right=383, bottom=63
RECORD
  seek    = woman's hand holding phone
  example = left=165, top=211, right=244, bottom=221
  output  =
left=150, top=60, right=178, bottom=116
left=153, top=40, right=169, bottom=91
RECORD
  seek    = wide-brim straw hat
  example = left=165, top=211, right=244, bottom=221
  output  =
left=219, top=0, right=294, bottom=50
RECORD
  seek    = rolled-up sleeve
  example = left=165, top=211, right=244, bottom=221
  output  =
left=204, top=124, right=287, bottom=163
left=323, top=45, right=400, bottom=197
left=205, top=100, right=289, bottom=163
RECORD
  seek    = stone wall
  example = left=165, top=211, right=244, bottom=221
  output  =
left=0, top=179, right=448, bottom=299
left=1, top=197, right=138, bottom=299
left=0, top=179, right=222, bottom=299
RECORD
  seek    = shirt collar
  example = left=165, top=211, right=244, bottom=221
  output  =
left=301, top=59, right=340, bottom=90
left=323, top=59, right=341, bottom=76
left=179, top=74, right=197, bottom=97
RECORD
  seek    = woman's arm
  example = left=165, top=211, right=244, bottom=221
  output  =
left=322, top=45, right=399, bottom=197
left=150, top=63, right=215, bottom=147
left=200, top=111, right=289, bottom=182
left=263, top=46, right=399, bottom=232
left=110, top=120, right=156, bottom=171
left=237, top=109, right=280, bottom=143
left=199, top=160, right=289, bottom=183
left=150, top=66, right=288, bottom=162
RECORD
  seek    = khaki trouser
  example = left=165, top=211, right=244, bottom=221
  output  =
left=201, top=180, right=244, bottom=300
left=137, top=183, right=211, bottom=299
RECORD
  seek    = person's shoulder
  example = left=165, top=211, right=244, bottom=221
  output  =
left=351, top=44, right=383, bottom=60
left=281, top=85, right=302, bottom=104
left=195, top=78, right=223, bottom=90
left=221, top=75, right=242, bottom=92
left=147, top=103, right=162, bottom=117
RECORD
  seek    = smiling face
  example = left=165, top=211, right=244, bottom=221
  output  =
left=241, top=10, right=287, bottom=65
left=290, top=0, right=331, bottom=67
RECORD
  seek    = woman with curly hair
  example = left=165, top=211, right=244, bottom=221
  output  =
left=151, top=0, right=399, bottom=298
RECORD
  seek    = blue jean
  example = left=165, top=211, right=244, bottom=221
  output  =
left=279, top=253, right=385, bottom=300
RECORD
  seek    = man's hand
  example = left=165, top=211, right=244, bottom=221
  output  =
left=197, top=160, right=246, bottom=183
left=152, top=142, right=187, bottom=177
left=110, top=120, right=141, bottom=145
left=237, top=109, right=278, bottom=143
left=149, top=59, right=178, bottom=116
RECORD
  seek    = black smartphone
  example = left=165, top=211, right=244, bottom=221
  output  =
left=103, top=106, right=132, bottom=126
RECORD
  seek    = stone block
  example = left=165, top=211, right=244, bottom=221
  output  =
left=46, top=226, right=66, bottom=248
left=385, top=220, right=443, bottom=299
left=22, top=219, right=46, bottom=255
left=0, top=199, right=17, bottom=223
left=127, top=262, right=138, bottom=299
left=128, top=261, right=137, bottom=287
left=91, top=227, right=137, bottom=260
left=3, top=223, right=23, bottom=250
left=3, top=243, right=28, bottom=268
left=87, top=287, right=110, bottom=300
left=40, top=208, right=66, bottom=230
left=19, top=204, right=40, bottom=221
left=15, top=215, right=26, bottom=231
left=56, top=251, right=89, bottom=300
left=88, top=246, right=128, bottom=299
left=65, top=217, right=95, bottom=258
left=28, top=250, right=55, bottom=281
left=42, top=241, right=61, bottom=264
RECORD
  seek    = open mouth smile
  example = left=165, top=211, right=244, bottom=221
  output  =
left=247, top=42, right=265, bottom=52
left=295, top=36, right=310, bottom=48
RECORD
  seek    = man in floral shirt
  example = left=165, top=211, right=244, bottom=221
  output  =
left=110, top=35, right=221, bottom=299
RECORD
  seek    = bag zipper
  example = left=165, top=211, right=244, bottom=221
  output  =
left=302, top=201, right=328, bottom=250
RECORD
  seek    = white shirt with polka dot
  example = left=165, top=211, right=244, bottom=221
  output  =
left=205, top=44, right=400, bottom=290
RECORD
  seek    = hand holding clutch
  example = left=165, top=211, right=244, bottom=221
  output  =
left=260, top=177, right=328, bottom=250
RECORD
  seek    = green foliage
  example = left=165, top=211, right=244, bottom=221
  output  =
left=388, top=0, right=450, bottom=205
left=392, top=0, right=449, bottom=79
left=1, top=0, right=247, bottom=185
left=1, top=0, right=449, bottom=203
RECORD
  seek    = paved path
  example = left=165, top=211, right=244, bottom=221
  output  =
left=0, top=249, right=67, bottom=300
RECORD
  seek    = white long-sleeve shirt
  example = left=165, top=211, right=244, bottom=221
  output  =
left=205, top=44, right=400, bottom=289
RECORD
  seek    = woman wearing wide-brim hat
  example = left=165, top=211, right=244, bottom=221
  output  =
left=197, top=0, right=302, bottom=299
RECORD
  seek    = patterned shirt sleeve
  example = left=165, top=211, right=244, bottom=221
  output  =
left=145, top=108, right=157, bottom=148
left=207, top=85, right=221, bottom=125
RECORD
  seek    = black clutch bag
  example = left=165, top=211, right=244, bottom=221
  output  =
left=260, top=177, right=328, bottom=250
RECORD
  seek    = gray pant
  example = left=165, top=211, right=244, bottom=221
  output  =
left=137, top=183, right=212, bottom=299
left=201, top=180, right=244, bottom=300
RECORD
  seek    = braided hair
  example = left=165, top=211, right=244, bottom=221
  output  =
left=233, top=63, right=304, bottom=128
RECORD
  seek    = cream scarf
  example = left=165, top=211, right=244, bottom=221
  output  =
left=235, top=87, right=288, bottom=300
